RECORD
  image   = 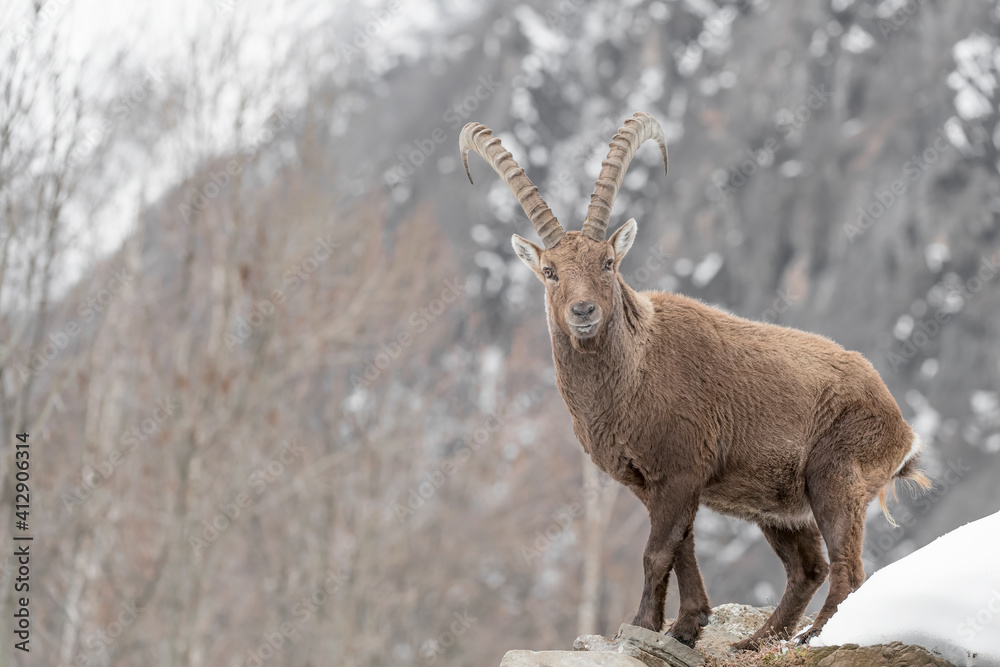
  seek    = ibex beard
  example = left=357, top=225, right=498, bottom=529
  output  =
left=459, top=112, right=932, bottom=649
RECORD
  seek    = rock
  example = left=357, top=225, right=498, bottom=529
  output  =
left=499, top=650, right=648, bottom=666
left=663, top=603, right=814, bottom=659
left=802, top=641, right=956, bottom=667
left=501, top=605, right=956, bottom=666
left=500, top=623, right=705, bottom=667
left=615, top=624, right=706, bottom=667
left=574, top=635, right=622, bottom=652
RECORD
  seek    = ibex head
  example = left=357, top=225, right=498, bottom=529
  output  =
left=460, top=112, right=668, bottom=351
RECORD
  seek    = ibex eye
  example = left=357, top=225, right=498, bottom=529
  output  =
left=604, top=258, right=614, bottom=270
left=542, top=267, right=555, bottom=279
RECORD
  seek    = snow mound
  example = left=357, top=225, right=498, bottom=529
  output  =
left=814, top=510, right=1000, bottom=666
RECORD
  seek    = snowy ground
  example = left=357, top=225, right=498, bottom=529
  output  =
left=814, top=510, right=1000, bottom=667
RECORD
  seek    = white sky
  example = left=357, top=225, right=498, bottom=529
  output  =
left=0, top=0, right=483, bottom=295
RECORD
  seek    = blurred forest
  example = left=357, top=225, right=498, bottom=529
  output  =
left=1, top=0, right=999, bottom=665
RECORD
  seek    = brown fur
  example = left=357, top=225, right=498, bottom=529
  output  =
left=514, top=230, right=930, bottom=648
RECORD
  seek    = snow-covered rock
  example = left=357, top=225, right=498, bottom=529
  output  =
left=814, top=510, right=1000, bottom=666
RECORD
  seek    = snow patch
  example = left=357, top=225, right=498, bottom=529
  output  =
left=814, top=510, right=1000, bottom=666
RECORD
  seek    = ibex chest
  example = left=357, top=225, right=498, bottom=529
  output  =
left=571, top=411, right=651, bottom=490
left=552, top=339, right=655, bottom=487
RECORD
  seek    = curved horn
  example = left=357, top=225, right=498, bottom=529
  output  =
left=460, top=122, right=566, bottom=248
left=581, top=111, right=668, bottom=241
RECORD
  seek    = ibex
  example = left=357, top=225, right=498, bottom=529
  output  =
left=459, top=112, right=931, bottom=648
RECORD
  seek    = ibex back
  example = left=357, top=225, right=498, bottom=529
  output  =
left=459, top=112, right=931, bottom=648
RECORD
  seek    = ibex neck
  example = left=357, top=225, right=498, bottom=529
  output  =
left=548, top=278, right=651, bottom=418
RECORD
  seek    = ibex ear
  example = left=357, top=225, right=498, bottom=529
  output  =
left=511, top=234, right=544, bottom=280
left=609, top=218, right=637, bottom=261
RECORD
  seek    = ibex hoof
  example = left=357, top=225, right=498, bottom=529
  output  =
left=794, top=626, right=820, bottom=645
left=666, top=630, right=697, bottom=648
left=730, top=637, right=763, bottom=652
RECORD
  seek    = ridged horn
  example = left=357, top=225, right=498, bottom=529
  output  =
left=460, top=122, right=566, bottom=248
left=581, top=111, right=668, bottom=241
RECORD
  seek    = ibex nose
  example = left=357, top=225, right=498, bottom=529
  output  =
left=571, top=301, right=596, bottom=318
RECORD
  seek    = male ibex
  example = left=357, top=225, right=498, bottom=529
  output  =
left=459, top=112, right=931, bottom=648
